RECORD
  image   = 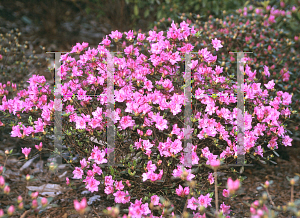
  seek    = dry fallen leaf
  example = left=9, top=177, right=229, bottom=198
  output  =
left=26, top=183, right=64, bottom=197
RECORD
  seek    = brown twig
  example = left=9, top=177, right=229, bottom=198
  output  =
left=266, top=187, right=276, bottom=208
left=291, top=184, right=294, bottom=203
left=214, top=170, right=219, bottom=215
left=20, top=210, right=30, bottom=218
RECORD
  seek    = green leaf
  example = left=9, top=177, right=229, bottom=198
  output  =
left=144, top=9, right=150, bottom=18
left=297, top=12, right=300, bottom=21
left=28, top=116, right=32, bottom=123
left=157, top=10, right=162, bottom=20
left=272, top=150, right=279, bottom=157
left=243, top=1, right=250, bottom=7
left=85, top=7, right=91, bottom=15
left=259, top=160, right=266, bottom=164
left=134, top=4, right=139, bottom=16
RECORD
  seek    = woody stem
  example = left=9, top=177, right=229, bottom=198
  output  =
left=214, top=170, right=219, bottom=215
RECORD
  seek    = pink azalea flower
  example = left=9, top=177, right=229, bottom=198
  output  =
left=210, top=159, right=220, bottom=168
left=170, top=139, right=183, bottom=155
left=66, top=177, right=70, bottom=185
left=21, top=147, right=31, bottom=159
left=193, top=212, right=206, bottom=218
left=187, top=197, right=198, bottom=210
left=176, top=184, right=189, bottom=197
left=80, top=158, right=88, bottom=169
left=169, top=51, right=181, bottom=65
left=211, top=38, right=223, bottom=51
left=74, top=197, right=87, bottom=215
left=137, top=33, right=146, bottom=42
left=227, top=178, right=240, bottom=195
left=123, top=190, right=131, bottom=204
left=119, top=115, right=135, bottom=130
left=223, top=189, right=229, bottom=197
left=145, top=129, right=152, bottom=136
left=264, top=80, right=275, bottom=89
left=151, top=195, right=160, bottom=205
left=198, top=193, right=212, bottom=208
left=109, top=30, right=123, bottom=42
left=73, top=167, right=84, bottom=179
left=11, top=125, right=22, bottom=138
left=126, top=180, right=131, bottom=187
left=100, top=36, right=111, bottom=46
left=92, top=164, right=102, bottom=175
left=148, top=171, right=158, bottom=182
left=155, top=115, right=168, bottom=131
left=113, top=190, right=126, bottom=203
left=220, top=202, right=232, bottom=215
left=75, top=116, right=86, bottom=129
left=282, top=135, right=292, bottom=147
left=88, top=146, right=107, bottom=164
left=105, top=175, right=114, bottom=186
left=115, top=180, right=125, bottom=191
left=255, top=145, right=264, bottom=157
left=104, top=185, right=114, bottom=195
left=208, top=173, right=214, bottom=185
left=146, top=160, right=157, bottom=172
left=35, top=142, right=43, bottom=151
left=268, top=15, right=276, bottom=23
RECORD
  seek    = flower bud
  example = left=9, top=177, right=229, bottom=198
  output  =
left=112, top=207, right=120, bottom=216
left=290, top=178, right=295, bottom=185
left=182, top=211, right=189, bottom=218
left=250, top=207, right=256, bottom=214
left=31, top=191, right=39, bottom=199
left=32, top=199, right=38, bottom=209
left=49, top=162, right=57, bottom=171
left=262, top=192, right=268, bottom=201
left=0, top=176, right=4, bottom=188
left=199, top=205, right=206, bottom=214
left=189, top=180, right=196, bottom=188
left=264, top=181, right=269, bottom=188
left=26, top=174, right=31, bottom=181
left=7, top=205, right=14, bottom=216
left=182, top=171, right=189, bottom=179
left=4, top=185, right=10, bottom=194
left=41, top=197, right=48, bottom=207
left=18, top=202, right=24, bottom=210
left=17, top=195, right=23, bottom=203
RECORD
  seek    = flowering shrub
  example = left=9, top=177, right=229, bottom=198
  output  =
left=153, top=1, right=300, bottom=139
left=0, top=19, right=296, bottom=217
